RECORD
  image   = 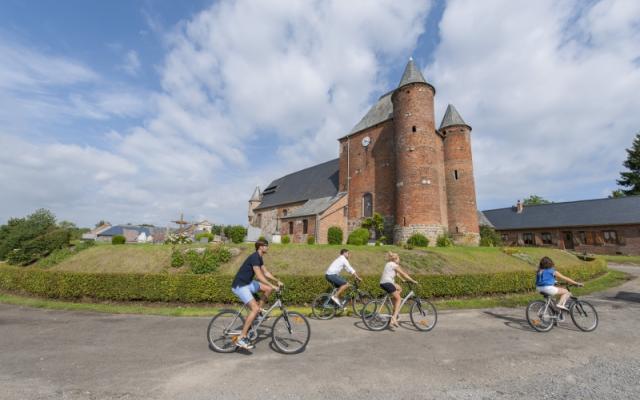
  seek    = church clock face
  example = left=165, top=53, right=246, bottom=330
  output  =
left=361, top=136, right=371, bottom=148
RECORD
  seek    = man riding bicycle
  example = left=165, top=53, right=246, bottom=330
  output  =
left=231, top=239, right=282, bottom=350
left=325, top=249, right=362, bottom=306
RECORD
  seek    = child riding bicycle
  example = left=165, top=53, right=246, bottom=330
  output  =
left=535, top=256, right=583, bottom=310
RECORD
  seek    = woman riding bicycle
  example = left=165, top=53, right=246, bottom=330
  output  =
left=379, top=251, right=417, bottom=328
left=536, top=256, right=582, bottom=310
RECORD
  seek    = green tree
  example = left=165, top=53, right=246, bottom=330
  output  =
left=361, top=212, right=385, bottom=239
left=609, top=189, right=625, bottom=198
left=616, top=132, right=640, bottom=195
left=522, top=195, right=551, bottom=205
left=0, top=209, right=57, bottom=261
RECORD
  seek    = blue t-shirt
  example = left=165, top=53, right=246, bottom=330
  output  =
left=232, top=252, right=264, bottom=288
left=536, top=268, right=556, bottom=287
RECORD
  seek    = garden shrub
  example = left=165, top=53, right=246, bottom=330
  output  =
left=0, top=208, right=57, bottom=261
left=112, top=235, right=126, bottom=245
left=223, top=225, right=247, bottom=244
left=195, top=232, right=214, bottom=242
left=0, top=259, right=607, bottom=304
left=407, top=233, right=429, bottom=247
left=347, top=228, right=370, bottom=245
left=307, top=235, right=315, bottom=245
left=164, top=232, right=192, bottom=245
left=327, top=226, right=343, bottom=245
left=6, top=228, right=72, bottom=265
left=281, top=235, right=291, bottom=244
left=480, top=225, right=502, bottom=247
left=436, top=234, right=454, bottom=247
left=170, top=248, right=185, bottom=268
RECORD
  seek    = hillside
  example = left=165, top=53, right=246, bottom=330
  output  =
left=44, top=243, right=591, bottom=276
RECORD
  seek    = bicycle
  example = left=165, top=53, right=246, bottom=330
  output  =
left=311, top=278, right=372, bottom=320
left=207, top=287, right=311, bottom=354
left=361, top=282, right=437, bottom=331
left=526, top=284, right=598, bottom=332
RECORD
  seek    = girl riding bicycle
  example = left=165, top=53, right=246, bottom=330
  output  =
left=536, top=256, right=582, bottom=310
left=380, top=251, right=417, bottom=328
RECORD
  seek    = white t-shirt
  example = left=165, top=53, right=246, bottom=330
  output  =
left=325, top=255, right=355, bottom=275
left=380, top=261, right=398, bottom=284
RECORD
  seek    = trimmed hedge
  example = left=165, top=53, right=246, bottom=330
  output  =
left=347, top=228, right=370, bottom=245
left=0, top=259, right=607, bottom=304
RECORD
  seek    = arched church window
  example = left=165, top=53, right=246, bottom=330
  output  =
left=362, top=193, right=373, bottom=218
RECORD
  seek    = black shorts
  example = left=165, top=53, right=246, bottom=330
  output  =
left=380, top=282, right=397, bottom=294
left=325, top=274, right=347, bottom=288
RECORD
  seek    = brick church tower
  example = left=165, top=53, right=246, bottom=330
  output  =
left=392, top=58, right=449, bottom=243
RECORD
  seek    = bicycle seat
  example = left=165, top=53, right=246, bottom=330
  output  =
left=541, top=293, right=551, bottom=299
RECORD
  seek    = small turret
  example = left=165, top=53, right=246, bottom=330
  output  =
left=441, top=105, right=479, bottom=245
left=248, top=186, right=262, bottom=226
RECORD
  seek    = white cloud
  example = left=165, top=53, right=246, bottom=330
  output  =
left=120, top=50, right=141, bottom=76
left=426, top=0, right=640, bottom=207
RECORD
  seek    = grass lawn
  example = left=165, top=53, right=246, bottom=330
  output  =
left=42, top=242, right=594, bottom=276
left=598, top=255, right=640, bottom=265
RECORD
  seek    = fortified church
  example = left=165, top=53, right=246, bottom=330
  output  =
left=248, top=59, right=481, bottom=245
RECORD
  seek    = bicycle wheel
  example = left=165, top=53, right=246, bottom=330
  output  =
left=526, top=300, right=554, bottom=332
left=409, top=298, right=437, bottom=331
left=570, top=300, right=598, bottom=332
left=207, top=310, right=245, bottom=353
left=351, top=291, right=373, bottom=317
left=311, top=293, right=337, bottom=320
left=361, top=299, right=391, bottom=331
left=272, top=311, right=311, bottom=354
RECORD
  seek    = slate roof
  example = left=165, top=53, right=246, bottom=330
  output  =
left=283, top=193, right=347, bottom=218
left=440, top=104, right=470, bottom=130
left=482, top=196, right=640, bottom=230
left=98, top=225, right=154, bottom=237
left=347, top=92, right=394, bottom=135
left=477, top=211, right=494, bottom=228
left=250, top=186, right=261, bottom=201
left=254, top=159, right=340, bottom=211
left=397, top=57, right=427, bottom=88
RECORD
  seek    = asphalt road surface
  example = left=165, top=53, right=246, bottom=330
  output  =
left=1, top=264, right=639, bottom=400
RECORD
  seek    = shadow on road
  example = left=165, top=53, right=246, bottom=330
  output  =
left=483, top=311, right=533, bottom=332
left=610, top=291, right=640, bottom=304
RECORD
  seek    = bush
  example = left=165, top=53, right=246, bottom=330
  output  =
left=307, top=235, right=315, bottom=245
left=195, top=232, right=214, bottom=242
left=347, top=228, right=370, bottom=245
left=170, top=249, right=185, bottom=268
left=186, top=246, right=232, bottom=274
left=436, top=234, right=454, bottom=247
left=223, top=225, right=247, bottom=244
left=164, top=232, right=192, bottom=245
left=258, top=236, right=266, bottom=242
left=375, top=236, right=387, bottom=246
left=0, top=259, right=607, bottom=303
left=327, top=226, right=343, bottom=245
left=407, top=233, right=429, bottom=247
left=0, top=208, right=57, bottom=261
left=112, top=235, right=126, bottom=245
left=480, top=225, right=503, bottom=247
left=6, top=228, right=72, bottom=266
left=281, top=235, right=291, bottom=244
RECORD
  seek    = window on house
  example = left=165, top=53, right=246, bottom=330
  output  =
left=541, top=232, right=552, bottom=245
left=455, top=226, right=459, bottom=233
left=343, top=206, right=348, bottom=217
left=454, top=170, right=459, bottom=180
left=523, top=232, right=534, bottom=245
left=403, top=217, right=406, bottom=226
left=362, top=193, right=373, bottom=218
left=603, top=230, right=617, bottom=244
left=288, top=221, right=293, bottom=234
left=501, top=233, right=509, bottom=243
left=303, top=219, right=308, bottom=234
left=579, top=231, right=587, bottom=244
left=412, top=126, right=416, bottom=132
left=283, top=209, right=287, bottom=217
left=256, top=214, right=262, bottom=226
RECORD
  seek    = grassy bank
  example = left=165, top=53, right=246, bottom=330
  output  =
left=0, top=269, right=628, bottom=317
left=45, top=243, right=591, bottom=276
left=598, top=255, right=640, bottom=265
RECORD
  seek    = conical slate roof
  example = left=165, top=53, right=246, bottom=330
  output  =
left=250, top=186, right=261, bottom=201
left=439, top=104, right=470, bottom=130
left=397, top=57, right=427, bottom=88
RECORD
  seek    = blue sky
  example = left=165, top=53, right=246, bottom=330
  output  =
left=0, top=0, right=639, bottom=228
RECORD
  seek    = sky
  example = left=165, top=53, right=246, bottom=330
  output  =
left=0, top=0, right=638, bottom=228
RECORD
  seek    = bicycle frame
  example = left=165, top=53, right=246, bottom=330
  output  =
left=224, top=291, right=286, bottom=338
left=374, top=289, right=417, bottom=319
left=322, top=280, right=361, bottom=309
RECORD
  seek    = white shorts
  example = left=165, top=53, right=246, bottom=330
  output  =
left=536, top=286, right=559, bottom=296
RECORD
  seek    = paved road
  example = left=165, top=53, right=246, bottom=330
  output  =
left=1, top=264, right=639, bottom=400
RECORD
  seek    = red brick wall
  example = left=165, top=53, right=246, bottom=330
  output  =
left=443, top=126, right=479, bottom=244
left=317, top=195, right=348, bottom=244
left=392, top=82, right=447, bottom=242
left=339, top=120, right=396, bottom=237
left=280, top=216, right=316, bottom=244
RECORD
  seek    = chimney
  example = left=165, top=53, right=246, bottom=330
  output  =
left=516, top=200, right=524, bottom=214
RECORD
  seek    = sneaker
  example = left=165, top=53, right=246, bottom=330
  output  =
left=331, top=296, right=341, bottom=306
left=236, top=337, right=254, bottom=350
